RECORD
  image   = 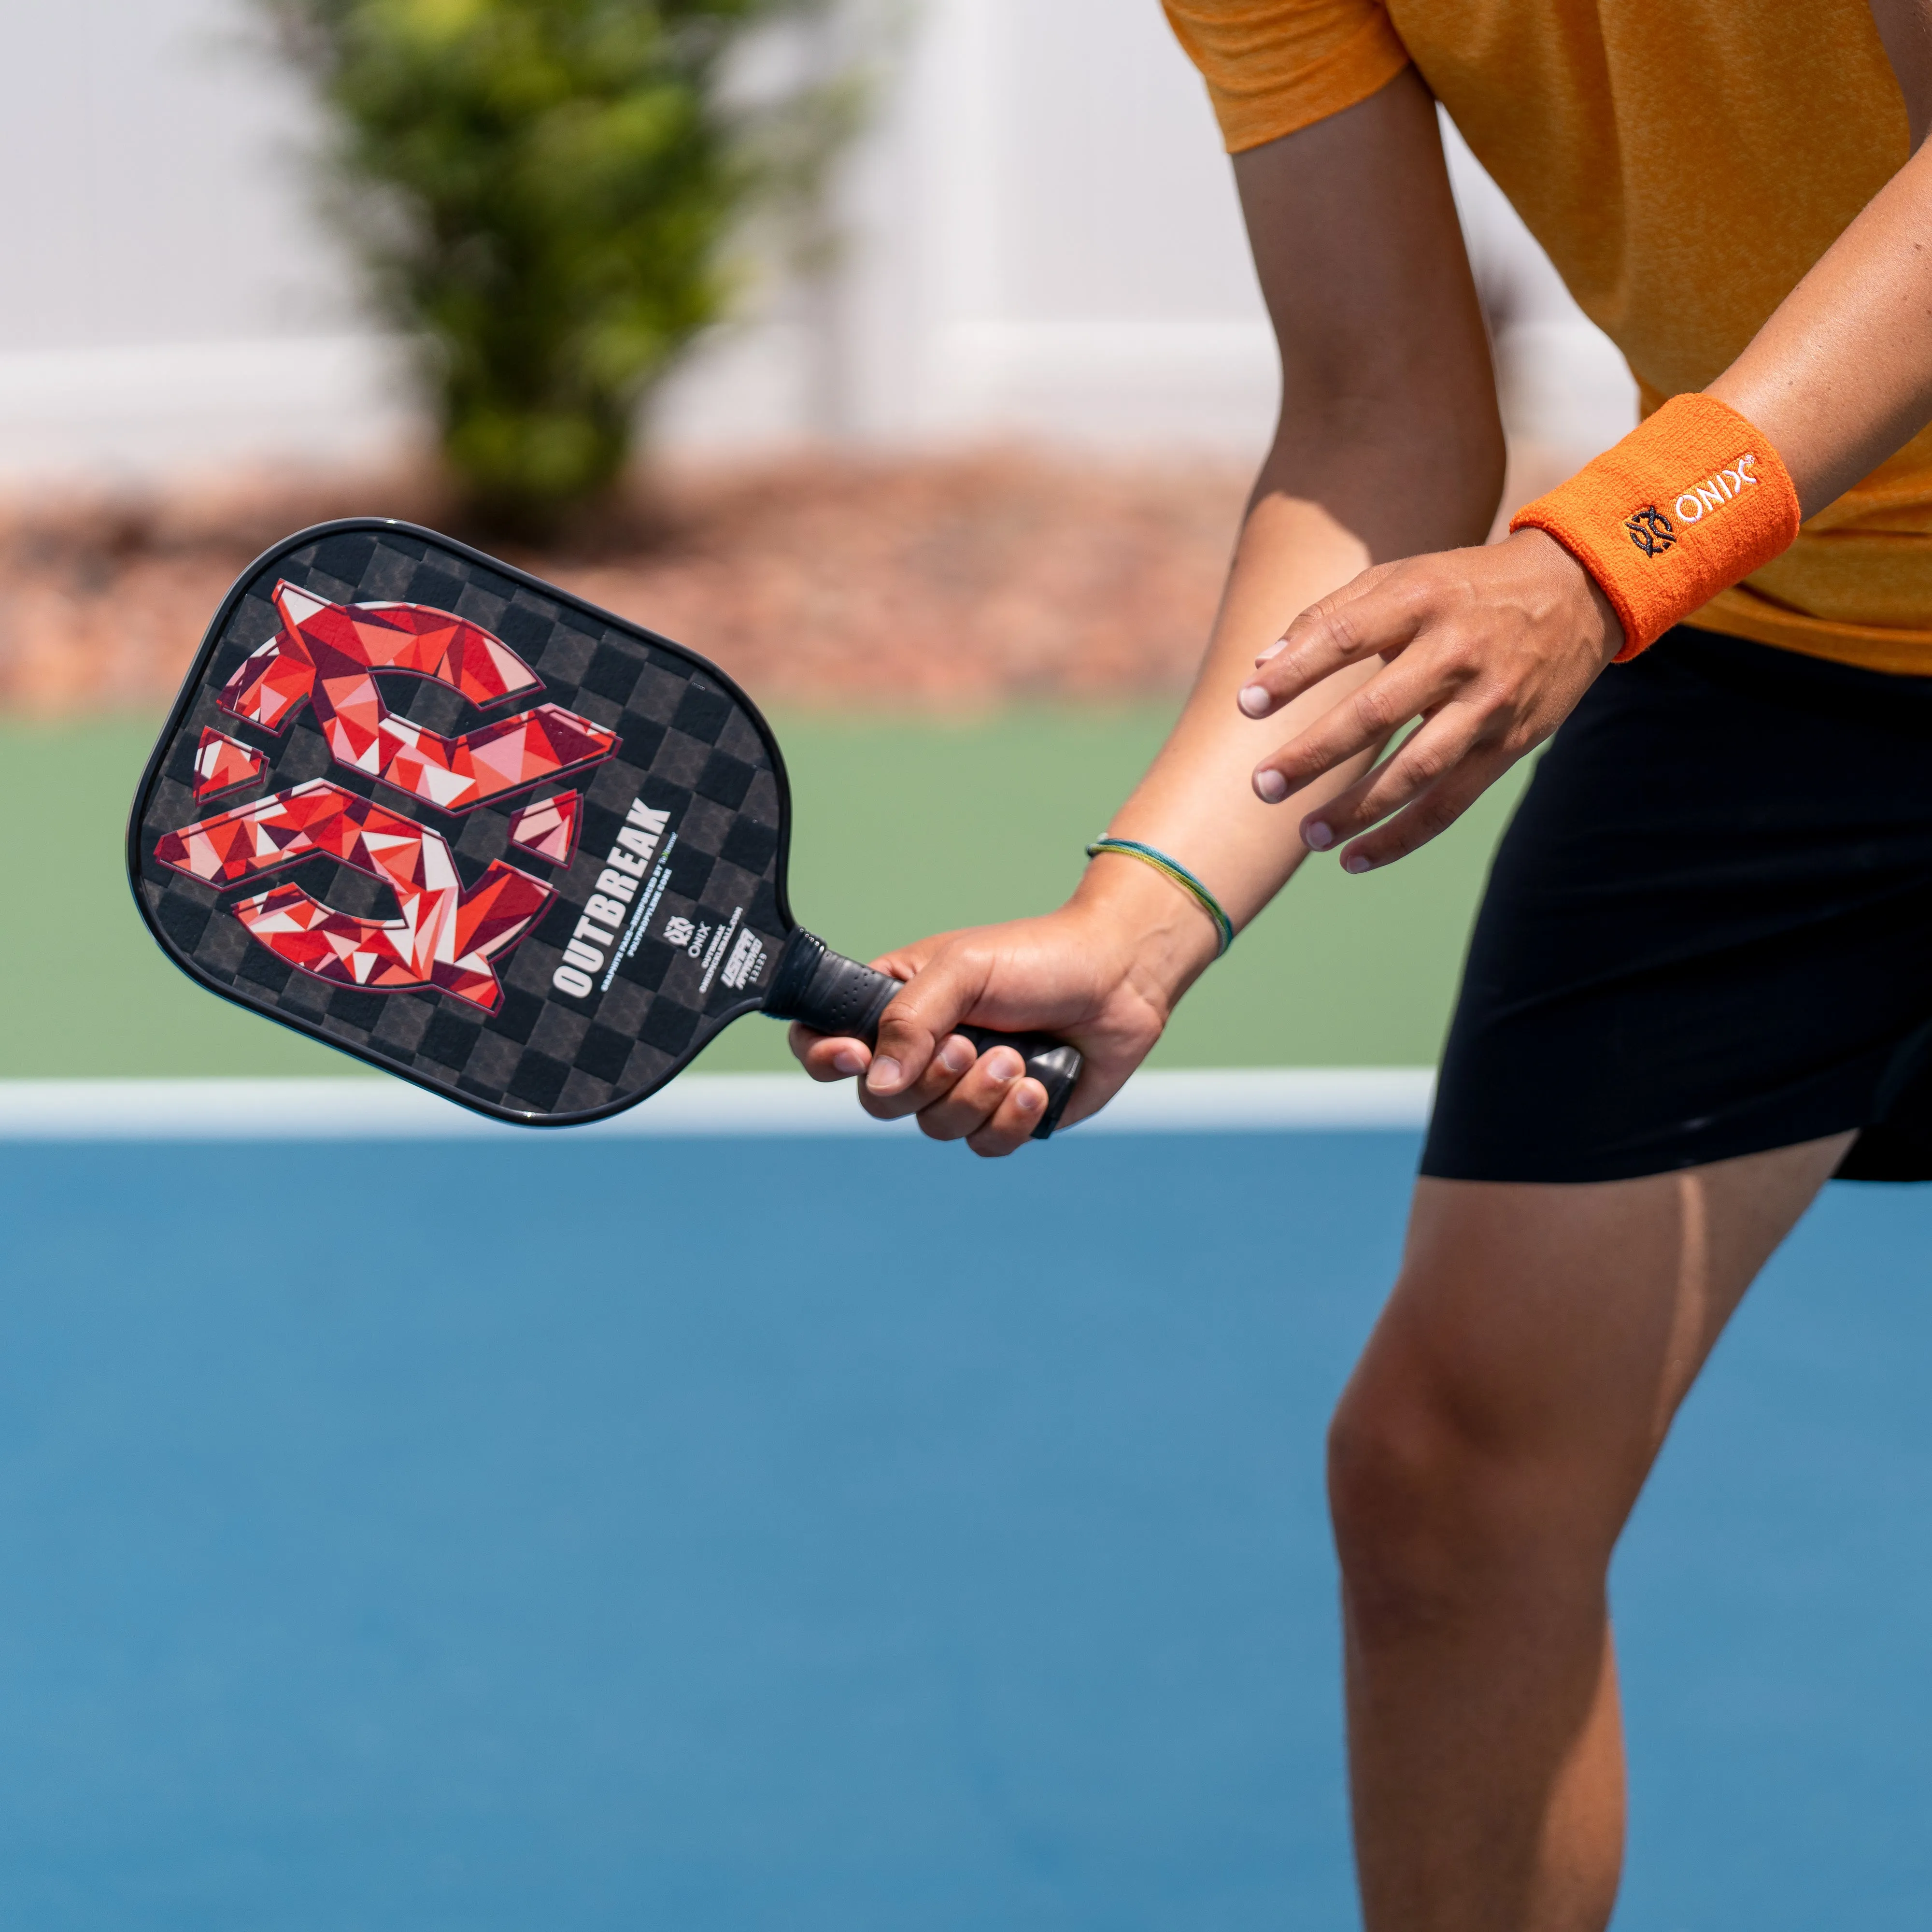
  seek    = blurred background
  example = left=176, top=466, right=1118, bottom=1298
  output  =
left=5, top=5, right=1929, bottom=1929
left=0, top=0, right=1640, bottom=1081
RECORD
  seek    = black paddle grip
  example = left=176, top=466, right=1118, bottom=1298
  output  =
left=766, top=931, right=1081, bottom=1140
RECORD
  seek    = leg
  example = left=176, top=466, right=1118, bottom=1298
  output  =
left=1330, top=1133, right=1855, bottom=1932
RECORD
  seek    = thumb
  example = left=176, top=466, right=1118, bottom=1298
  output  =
left=865, top=944, right=990, bottom=1097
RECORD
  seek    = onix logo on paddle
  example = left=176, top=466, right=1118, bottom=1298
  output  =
left=156, top=583, right=619, bottom=1012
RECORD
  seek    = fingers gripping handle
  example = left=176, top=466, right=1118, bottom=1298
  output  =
left=766, top=931, right=1081, bottom=1140
left=768, top=934, right=900, bottom=1040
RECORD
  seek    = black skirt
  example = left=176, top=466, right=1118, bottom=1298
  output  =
left=1421, top=625, right=1932, bottom=1183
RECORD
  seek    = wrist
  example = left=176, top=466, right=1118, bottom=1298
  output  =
left=1508, top=393, right=1800, bottom=660
left=1070, top=851, right=1223, bottom=1017
left=1509, top=526, right=1626, bottom=667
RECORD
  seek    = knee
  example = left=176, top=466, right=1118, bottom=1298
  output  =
left=1327, top=1370, right=1482, bottom=1640
left=1326, top=1335, right=1590, bottom=1643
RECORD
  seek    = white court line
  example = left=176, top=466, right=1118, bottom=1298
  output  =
left=0, top=1069, right=1434, bottom=1141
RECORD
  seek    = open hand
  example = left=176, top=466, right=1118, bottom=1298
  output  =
left=1237, top=528, right=1622, bottom=871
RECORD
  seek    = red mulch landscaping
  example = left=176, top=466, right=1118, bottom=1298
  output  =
left=0, top=451, right=1253, bottom=718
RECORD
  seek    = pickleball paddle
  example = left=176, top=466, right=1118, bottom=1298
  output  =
left=127, top=518, right=1081, bottom=1135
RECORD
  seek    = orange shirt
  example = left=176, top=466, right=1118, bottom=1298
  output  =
left=1162, top=0, right=1932, bottom=675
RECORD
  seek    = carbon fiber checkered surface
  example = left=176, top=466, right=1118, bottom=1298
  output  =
left=130, top=521, right=793, bottom=1124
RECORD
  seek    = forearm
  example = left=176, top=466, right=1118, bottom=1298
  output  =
left=801, top=7, right=1932, bottom=1161
left=796, top=72, right=1516, bottom=1147
left=1079, top=434, right=1499, bottom=986
left=1710, top=132, right=1932, bottom=514
left=1095, top=488, right=1373, bottom=921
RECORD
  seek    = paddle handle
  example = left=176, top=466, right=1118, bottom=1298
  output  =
left=765, top=931, right=1081, bottom=1141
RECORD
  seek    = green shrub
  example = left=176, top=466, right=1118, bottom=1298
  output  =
left=269, top=0, right=856, bottom=536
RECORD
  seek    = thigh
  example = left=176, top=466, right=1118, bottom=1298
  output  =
left=1341, top=1132, right=1854, bottom=1549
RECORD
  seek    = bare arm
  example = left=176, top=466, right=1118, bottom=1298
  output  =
left=798, top=5, right=1932, bottom=1153
left=1712, top=0, right=1932, bottom=505
left=1106, top=64, right=1504, bottom=932
left=1238, top=1, right=1932, bottom=875
left=793, top=68, right=1504, bottom=1145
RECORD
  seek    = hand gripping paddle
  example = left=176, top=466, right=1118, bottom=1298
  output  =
left=127, top=519, right=1082, bottom=1135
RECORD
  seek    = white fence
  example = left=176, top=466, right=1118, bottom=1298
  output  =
left=0, top=0, right=1633, bottom=483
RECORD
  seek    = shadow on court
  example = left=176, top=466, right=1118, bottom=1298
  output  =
left=0, top=1132, right=1925, bottom=1928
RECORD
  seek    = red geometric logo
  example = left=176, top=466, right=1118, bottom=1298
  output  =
left=506, top=790, right=583, bottom=866
left=157, top=584, right=621, bottom=1010
left=192, top=726, right=267, bottom=801
left=156, top=779, right=554, bottom=1010
left=219, top=582, right=618, bottom=812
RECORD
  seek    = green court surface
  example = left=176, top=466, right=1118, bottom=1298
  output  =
left=0, top=714, right=1527, bottom=1080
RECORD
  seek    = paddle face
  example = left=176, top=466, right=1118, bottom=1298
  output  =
left=129, top=520, right=794, bottom=1125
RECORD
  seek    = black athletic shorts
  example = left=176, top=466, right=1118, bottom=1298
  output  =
left=1422, top=625, right=1932, bottom=1184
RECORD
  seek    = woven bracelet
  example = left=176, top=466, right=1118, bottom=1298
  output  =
left=1085, top=836, right=1235, bottom=957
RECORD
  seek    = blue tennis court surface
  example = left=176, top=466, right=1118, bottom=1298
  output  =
left=1, top=1130, right=1928, bottom=1928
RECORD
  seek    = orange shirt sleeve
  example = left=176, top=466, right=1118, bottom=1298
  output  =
left=1161, top=0, right=1411, bottom=153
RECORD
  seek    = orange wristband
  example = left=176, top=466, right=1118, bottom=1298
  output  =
left=1509, top=393, right=1801, bottom=662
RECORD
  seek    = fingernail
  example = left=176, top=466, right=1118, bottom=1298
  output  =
left=1304, top=820, right=1333, bottom=851
left=1253, top=769, right=1288, bottom=803
left=938, top=1035, right=975, bottom=1076
left=832, top=1048, right=864, bottom=1077
left=1015, top=1082, right=1043, bottom=1114
left=989, top=1049, right=1023, bottom=1083
left=1237, top=684, right=1272, bottom=718
left=1255, top=638, right=1288, bottom=663
left=1342, top=853, right=1373, bottom=874
left=867, top=1055, right=902, bottom=1093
